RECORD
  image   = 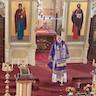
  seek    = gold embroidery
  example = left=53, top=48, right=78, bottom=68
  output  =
left=56, top=63, right=66, bottom=67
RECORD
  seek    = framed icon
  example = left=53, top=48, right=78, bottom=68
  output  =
left=10, top=0, right=31, bottom=42
left=67, top=1, right=88, bottom=41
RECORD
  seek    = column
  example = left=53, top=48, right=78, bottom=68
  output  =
left=55, top=0, right=62, bottom=32
left=31, top=0, right=38, bottom=45
left=16, top=80, right=32, bottom=96
left=61, top=0, right=68, bottom=41
left=28, top=0, right=38, bottom=65
left=82, top=2, right=91, bottom=64
left=28, top=46, right=36, bottom=65
left=5, top=0, right=10, bottom=63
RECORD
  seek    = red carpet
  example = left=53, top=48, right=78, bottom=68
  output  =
left=35, top=52, right=93, bottom=81
left=0, top=52, right=93, bottom=96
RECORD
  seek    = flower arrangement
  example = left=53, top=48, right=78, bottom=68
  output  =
left=65, top=86, right=76, bottom=95
left=92, top=82, right=96, bottom=94
left=83, top=84, right=92, bottom=94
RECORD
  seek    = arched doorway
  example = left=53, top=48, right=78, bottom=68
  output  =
left=35, top=0, right=63, bottom=66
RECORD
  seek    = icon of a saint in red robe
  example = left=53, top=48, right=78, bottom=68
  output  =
left=71, top=3, right=83, bottom=40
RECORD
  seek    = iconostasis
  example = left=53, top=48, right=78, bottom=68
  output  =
left=2, top=0, right=94, bottom=64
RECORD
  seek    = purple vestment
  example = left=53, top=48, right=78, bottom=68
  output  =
left=49, top=40, right=69, bottom=71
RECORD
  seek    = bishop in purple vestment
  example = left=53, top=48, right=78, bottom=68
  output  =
left=48, top=35, right=69, bottom=86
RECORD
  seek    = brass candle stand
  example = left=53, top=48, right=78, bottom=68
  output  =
left=2, top=62, right=13, bottom=96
